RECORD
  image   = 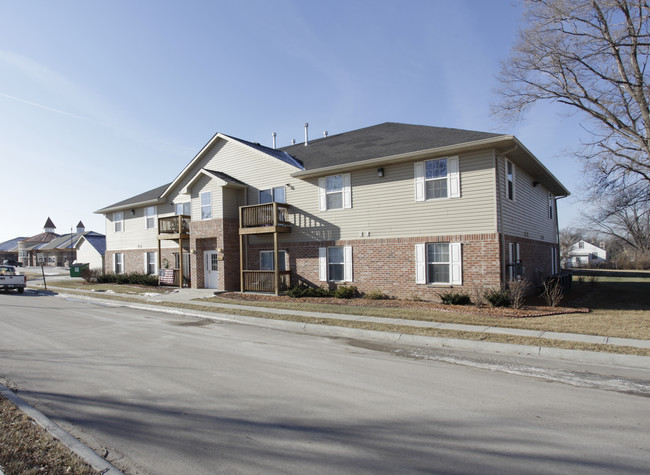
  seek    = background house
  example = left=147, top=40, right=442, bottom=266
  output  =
left=0, top=236, right=27, bottom=264
left=17, top=219, right=105, bottom=267
left=97, top=122, right=569, bottom=298
left=564, top=240, right=607, bottom=268
left=74, top=233, right=106, bottom=270
left=18, top=218, right=60, bottom=266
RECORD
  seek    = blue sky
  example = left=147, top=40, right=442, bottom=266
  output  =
left=0, top=0, right=588, bottom=243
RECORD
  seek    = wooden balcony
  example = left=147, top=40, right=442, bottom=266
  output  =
left=158, top=215, right=191, bottom=240
left=242, top=270, right=291, bottom=293
left=239, top=203, right=291, bottom=235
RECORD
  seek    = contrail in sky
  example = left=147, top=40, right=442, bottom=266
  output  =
left=0, top=91, right=95, bottom=122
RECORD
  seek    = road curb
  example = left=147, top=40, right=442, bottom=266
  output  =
left=0, top=383, right=124, bottom=475
left=55, top=291, right=650, bottom=370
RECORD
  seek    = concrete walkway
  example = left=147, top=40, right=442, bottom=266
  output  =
left=43, top=286, right=650, bottom=351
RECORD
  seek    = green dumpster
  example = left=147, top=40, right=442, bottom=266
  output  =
left=70, top=263, right=89, bottom=277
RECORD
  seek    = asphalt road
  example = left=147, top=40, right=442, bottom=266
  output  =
left=1, top=290, right=649, bottom=474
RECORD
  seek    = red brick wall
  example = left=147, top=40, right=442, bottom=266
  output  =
left=502, top=234, right=559, bottom=286
left=244, top=233, right=504, bottom=299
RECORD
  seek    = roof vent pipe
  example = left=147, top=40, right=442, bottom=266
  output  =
left=272, top=132, right=277, bottom=149
left=304, top=122, right=309, bottom=146
left=291, top=139, right=296, bottom=145
left=323, top=130, right=328, bottom=138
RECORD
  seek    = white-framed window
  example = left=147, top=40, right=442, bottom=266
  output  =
left=318, top=174, right=351, bottom=211
left=260, top=250, right=287, bottom=271
left=114, top=253, right=124, bottom=274
left=145, top=251, right=157, bottom=275
left=551, top=247, right=558, bottom=274
left=114, top=211, right=124, bottom=233
left=508, top=242, right=521, bottom=280
left=506, top=159, right=515, bottom=201
left=578, top=241, right=585, bottom=249
left=259, top=186, right=286, bottom=204
left=201, top=192, right=212, bottom=220
left=548, top=193, right=554, bottom=219
left=414, top=156, right=460, bottom=201
left=415, top=242, right=462, bottom=285
left=175, top=202, right=191, bottom=216
left=145, top=206, right=156, bottom=229
left=319, top=246, right=352, bottom=281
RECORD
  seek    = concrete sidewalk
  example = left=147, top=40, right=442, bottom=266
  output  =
left=41, top=286, right=650, bottom=353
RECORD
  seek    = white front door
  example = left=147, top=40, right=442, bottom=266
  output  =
left=204, top=251, right=219, bottom=289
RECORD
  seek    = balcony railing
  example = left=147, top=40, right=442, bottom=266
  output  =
left=242, top=270, right=291, bottom=293
left=159, top=215, right=191, bottom=236
left=240, top=203, right=291, bottom=232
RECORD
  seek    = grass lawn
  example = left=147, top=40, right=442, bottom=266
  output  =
left=41, top=276, right=650, bottom=341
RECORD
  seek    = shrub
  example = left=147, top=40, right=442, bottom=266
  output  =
left=471, top=285, right=490, bottom=307
left=80, top=267, right=101, bottom=283
left=508, top=278, right=530, bottom=309
left=95, top=272, right=159, bottom=287
left=287, top=283, right=332, bottom=298
left=486, top=288, right=511, bottom=307
left=541, top=277, right=564, bottom=307
left=439, top=291, right=472, bottom=305
left=332, top=285, right=358, bottom=299
left=363, top=290, right=390, bottom=300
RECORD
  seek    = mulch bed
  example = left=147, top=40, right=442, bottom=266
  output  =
left=218, top=292, right=590, bottom=318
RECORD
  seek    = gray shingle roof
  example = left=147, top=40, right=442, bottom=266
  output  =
left=203, top=169, right=248, bottom=186
left=280, top=122, right=503, bottom=169
left=79, top=233, right=106, bottom=256
left=96, top=183, right=171, bottom=213
left=0, top=237, right=27, bottom=252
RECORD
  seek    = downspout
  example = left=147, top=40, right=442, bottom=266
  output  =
left=555, top=194, right=568, bottom=272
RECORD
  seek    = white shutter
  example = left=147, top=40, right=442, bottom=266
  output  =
left=342, top=174, right=352, bottom=209
left=144, top=253, right=147, bottom=274
left=344, top=245, right=353, bottom=281
left=447, top=156, right=460, bottom=198
left=318, top=177, right=327, bottom=211
left=415, top=243, right=426, bottom=284
left=414, top=162, right=425, bottom=202
left=318, top=247, right=327, bottom=281
left=450, top=242, right=462, bottom=285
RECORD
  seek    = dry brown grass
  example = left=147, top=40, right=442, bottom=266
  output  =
left=42, top=284, right=650, bottom=355
left=0, top=395, right=96, bottom=474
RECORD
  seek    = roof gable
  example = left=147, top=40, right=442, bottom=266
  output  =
left=160, top=133, right=303, bottom=201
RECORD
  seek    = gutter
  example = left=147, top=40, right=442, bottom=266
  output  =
left=289, top=136, right=516, bottom=179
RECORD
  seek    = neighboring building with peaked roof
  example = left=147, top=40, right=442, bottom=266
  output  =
left=0, top=236, right=27, bottom=264
left=564, top=240, right=607, bottom=268
left=17, top=218, right=105, bottom=267
left=18, top=218, right=60, bottom=266
left=96, top=122, right=569, bottom=297
left=74, top=233, right=107, bottom=269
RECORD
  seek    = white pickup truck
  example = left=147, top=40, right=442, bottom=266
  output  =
left=0, top=265, right=26, bottom=293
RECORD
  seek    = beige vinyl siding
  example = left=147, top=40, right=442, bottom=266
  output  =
left=166, top=138, right=296, bottom=210
left=75, top=238, right=104, bottom=269
left=190, top=174, right=223, bottom=221
left=223, top=188, right=245, bottom=220
left=497, top=155, right=558, bottom=243
left=105, top=203, right=178, bottom=251
left=281, top=150, right=497, bottom=242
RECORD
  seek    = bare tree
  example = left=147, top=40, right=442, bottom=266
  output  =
left=584, top=184, right=650, bottom=251
left=494, top=0, right=650, bottom=191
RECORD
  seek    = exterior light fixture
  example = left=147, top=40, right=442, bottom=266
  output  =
left=377, top=168, right=384, bottom=177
